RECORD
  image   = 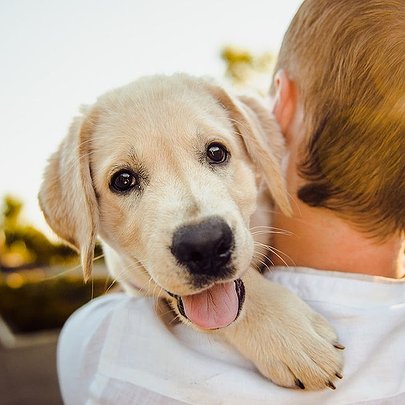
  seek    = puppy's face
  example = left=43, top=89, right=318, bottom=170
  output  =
left=91, top=78, right=257, bottom=300
left=39, top=75, right=289, bottom=330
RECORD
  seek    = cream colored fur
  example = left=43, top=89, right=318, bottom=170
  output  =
left=39, top=74, right=343, bottom=390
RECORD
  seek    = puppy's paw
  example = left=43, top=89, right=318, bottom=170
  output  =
left=222, top=274, right=344, bottom=391
left=255, top=308, right=343, bottom=391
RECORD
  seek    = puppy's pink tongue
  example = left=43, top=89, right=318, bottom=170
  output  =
left=182, top=281, right=239, bottom=329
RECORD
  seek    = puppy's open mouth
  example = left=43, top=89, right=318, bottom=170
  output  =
left=168, top=279, right=245, bottom=330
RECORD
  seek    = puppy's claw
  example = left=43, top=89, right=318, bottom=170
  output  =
left=295, top=379, right=305, bottom=390
left=333, top=342, right=345, bottom=350
left=326, top=381, right=336, bottom=390
left=335, top=372, right=343, bottom=379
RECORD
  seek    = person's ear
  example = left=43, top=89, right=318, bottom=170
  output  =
left=272, top=69, right=297, bottom=142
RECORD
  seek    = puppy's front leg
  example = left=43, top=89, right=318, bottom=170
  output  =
left=220, top=268, right=344, bottom=390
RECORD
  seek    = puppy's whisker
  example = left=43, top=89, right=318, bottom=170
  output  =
left=159, top=307, right=180, bottom=323
left=254, top=241, right=275, bottom=249
left=112, top=261, right=149, bottom=292
left=93, top=253, right=105, bottom=261
left=168, top=312, right=182, bottom=327
left=43, top=265, right=82, bottom=281
left=251, top=225, right=283, bottom=229
left=124, top=262, right=145, bottom=273
left=250, top=225, right=292, bottom=233
left=269, top=245, right=296, bottom=267
left=254, top=241, right=294, bottom=268
left=250, top=225, right=291, bottom=231
left=253, top=257, right=272, bottom=273
left=142, top=272, right=158, bottom=295
left=251, top=229, right=285, bottom=234
left=252, top=247, right=275, bottom=267
left=42, top=253, right=105, bottom=281
left=135, top=272, right=161, bottom=298
left=268, top=248, right=291, bottom=268
left=158, top=306, right=177, bottom=317
left=104, top=278, right=118, bottom=294
left=251, top=230, right=291, bottom=237
left=147, top=277, right=156, bottom=296
left=152, top=285, right=164, bottom=299
left=253, top=250, right=275, bottom=268
left=253, top=250, right=269, bottom=259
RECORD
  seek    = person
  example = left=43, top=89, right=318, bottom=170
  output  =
left=57, top=0, right=405, bottom=404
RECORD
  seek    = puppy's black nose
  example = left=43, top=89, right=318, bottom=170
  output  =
left=171, top=217, right=233, bottom=275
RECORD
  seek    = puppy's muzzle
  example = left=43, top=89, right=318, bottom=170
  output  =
left=170, top=216, right=234, bottom=278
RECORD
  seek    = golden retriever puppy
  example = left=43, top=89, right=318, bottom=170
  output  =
left=39, top=74, right=343, bottom=390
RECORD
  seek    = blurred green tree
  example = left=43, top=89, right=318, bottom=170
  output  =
left=221, top=45, right=275, bottom=93
left=0, top=196, right=107, bottom=333
left=0, top=195, right=78, bottom=271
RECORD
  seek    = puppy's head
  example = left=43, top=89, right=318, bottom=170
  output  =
left=39, top=74, right=290, bottom=329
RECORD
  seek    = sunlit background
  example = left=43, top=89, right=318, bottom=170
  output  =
left=1, top=0, right=301, bottom=233
left=0, top=1, right=302, bottom=403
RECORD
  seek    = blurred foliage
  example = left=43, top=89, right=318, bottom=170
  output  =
left=0, top=195, right=108, bottom=334
left=221, top=45, right=276, bottom=94
left=0, top=195, right=102, bottom=271
left=0, top=272, right=109, bottom=333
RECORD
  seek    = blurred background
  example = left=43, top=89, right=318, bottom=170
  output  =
left=0, top=0, right=301, bottom=403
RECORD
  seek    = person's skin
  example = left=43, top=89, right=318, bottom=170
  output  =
left=270, top=70, right=405, bottom=279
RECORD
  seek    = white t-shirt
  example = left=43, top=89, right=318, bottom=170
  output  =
left=57, top=267, right=405, bottom=404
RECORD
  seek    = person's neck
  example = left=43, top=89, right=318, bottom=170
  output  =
left=271, top=200, right=405, bottom=279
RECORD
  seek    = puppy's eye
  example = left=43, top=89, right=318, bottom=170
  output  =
left=206, top=143, right=229, bottom=164
left=110, top=170, right=139, bottom=193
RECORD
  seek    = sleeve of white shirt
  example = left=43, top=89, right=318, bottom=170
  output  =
left=57, top=268, right=405, bottom=405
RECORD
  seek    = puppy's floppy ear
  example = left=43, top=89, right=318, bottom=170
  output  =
left=38, top=107, right=99, bottom=281
left=207, top=84, right=292, bottom=216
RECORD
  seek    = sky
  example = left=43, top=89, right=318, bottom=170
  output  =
left=0, top=0, right=302, bottom=234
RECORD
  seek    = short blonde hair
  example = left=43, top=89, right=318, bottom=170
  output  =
left=274, top=0, right=405, bottom=239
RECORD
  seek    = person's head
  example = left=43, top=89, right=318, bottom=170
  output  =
left=271, top=0, right=405, bottom=240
